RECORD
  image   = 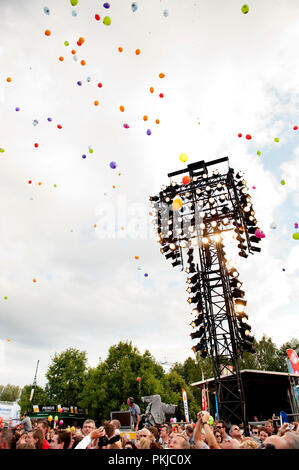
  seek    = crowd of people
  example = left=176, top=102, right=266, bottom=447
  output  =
left=0, top=410, right=299, bottom=450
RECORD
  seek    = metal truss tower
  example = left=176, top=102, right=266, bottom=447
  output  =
left=150, top=157, right=263, bottom=426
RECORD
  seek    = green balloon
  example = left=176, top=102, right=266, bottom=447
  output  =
left=89, top=148, right=93, bottom=154
left=4, top=296, right=8, bottom=300
left=70, top=0, right=78, bottom=6
left=274, top=137, right=279, bottom=142
left=257, top=150, right=261, bottom=156
left=241, top=4, right=249, bottom=14
left=54, top=184, right=57, bottom=188
left=292, top=233, right=299, bottom=240
left=280, top=179, right=285, bottom=185
left=103, top=16, right=111, bottom=25
left=0, top=148, right=5, bottom=153
left=64, top=41, right=69, bottom=46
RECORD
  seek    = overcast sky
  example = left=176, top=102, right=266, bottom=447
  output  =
left=1, top=0, right=299, bottom=389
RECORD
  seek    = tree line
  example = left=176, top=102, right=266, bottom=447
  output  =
left=1, top=335, right=298, bottom=421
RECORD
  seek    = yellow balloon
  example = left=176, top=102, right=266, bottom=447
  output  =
left=179, top=153, right=188, bottom=163
left=48, top=415, right=53, bottom=422
left=172, top=196, right=183, bottom=211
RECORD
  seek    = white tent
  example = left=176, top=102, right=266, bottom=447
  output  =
left=0, top=401, right=21, bottom=426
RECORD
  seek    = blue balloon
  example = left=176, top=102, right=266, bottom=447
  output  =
left=103, top=2, right=110, bottom=8
left=131, top=2, right=138, bottom=12
left=43, top=6, right=50, bottom=15
left=163, top=9, right=169, bottom=17
left=72, top=10, right=77, bottom=16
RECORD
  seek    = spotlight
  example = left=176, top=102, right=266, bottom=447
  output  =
left=238, top=251, right=248, bottom=258
left=186, top=284, right=199, bottom=294
left=187, top=293, right=202, bottom=304
left=172, top=260, right=181, bottom=268
left=232, top=288, right=245, bottom=298
left=250, top=246, right=261, bottom=253
left=202, top=237, right=209, bottom=244
left=187, top=274, right=199, bottom=284
left=190, top=316, right=203, bottom=328
left=165, top=252, right=176, bottom=260
left=185, top=265, right=196, bottom=274
left=249, top=236, right=260, bottom=243
left=160, top=246, right=170, bottom=254
left=190, top=326, right=205, bottom=340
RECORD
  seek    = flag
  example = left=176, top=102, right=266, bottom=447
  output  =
left=201, top=369, right=207, bottom=411
left=287, top=349, right=299, bottom=375
left=182, top=388, right=190, bottom=423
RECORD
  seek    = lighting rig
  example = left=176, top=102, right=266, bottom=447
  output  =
left=150, top=157, right=263, bottom=426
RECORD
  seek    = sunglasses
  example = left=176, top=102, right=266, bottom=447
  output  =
left=252, top=431, right=258, bottom=434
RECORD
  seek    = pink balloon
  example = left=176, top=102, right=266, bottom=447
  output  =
left=255, top=229, right=265, bottom=239
left=59, top=420, right=63, bottom=426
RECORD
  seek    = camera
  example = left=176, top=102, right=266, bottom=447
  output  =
left=98, top=435, right=109, bottom=448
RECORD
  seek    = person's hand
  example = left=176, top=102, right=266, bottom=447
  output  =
left=199, top=411, right=210, bottom=423
left=90, top=427, right=105, bottom=440
left=277, top=422, right=289, bottom=436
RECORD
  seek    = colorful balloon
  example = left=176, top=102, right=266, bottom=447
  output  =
left=255, top=229, right=265, bottom=239
left=172, top=197, right=183, bottom=211
left=64, top=41, right=69, bottom=46
left=245, top=134, right=252, bottom=140
left=241, top=5, right=249, bottom=14
left=15, top=107, right=20, bottom=111
left=33, top=120, right=39, bottom=126
left=180, top=153, right=188, bottom=163
left=0, top=148, right=5, bottom=153
left=238, top=133, right=242, bottom=138
left=48, top=415, right=53, bottom=422
left=72, top=10, right=78, bottom=16
left=103, top=2, right=110, bottom=8
left=123, top=123, right=130, bottom=129
left=274, top=137, right=279, bottom=142
left=70, top=0, right=78, bottom=5
left=54, top=416, right=59, bottom=422
left=103, top=16, right=111, bottom=25
left=59, top=420, right=64, bottom=426
left=280, top=179, right=285, bottom=185
left=257, top=150, right=261, bottom=156
left=95, top=14, right=100, bottom=21
left=146, top=129, right=151, bottom=135
left=131, top=2, right=138, bottom=12
left=163, top=9, right=169, bottom=17
left=294, top=223, right=299, bottom=229
left=144, top=273, right=148, bottom=277
left=293, top=233, right=299, bottom=240
left=43, top=6, right=50, bottom=15
left=182, top=175, right=191, bottom=185
left=135, top=49, right=141, bottom=55
left=136, top=377, right=141, bottom=382
left=77, top=81, right=82, bottom=86
left=293, top=126, right=298, bottom=130
left=110, top=161, right=117, bottom=169
left=45, top=29, right=51, bottom=36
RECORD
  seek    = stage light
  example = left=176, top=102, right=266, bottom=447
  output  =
left=200, top=223, right=206, bottom=229
left=160, top=246, right=170, bottom=254
left=222, top=206, right=230, bottom=214
left=165, top=252, right=176, bottom=260
left=190, top=316, right=203, bottom=328
left=213, top=234, right=222, bottom=243
left=187, top=273, right=199, bottom=284
left=172, top=260, right=181, bottom=268
left=203, top=173, right=208, bottom=179
left=190, top=326, right=205, bottom=339
left=223, top=217, right=229, bottom=225
left=232, top=288, right=245, bottom=298
left=239, top=251, right=248, bottom=258
left=191, top=238, right=199, bottom=246
left=216, top=183, right=223, bottom=190
left=150, top=196, right=159, bottom=202
left=185, top=265, right=196, bottom=274
left=211, top=221, right=217, bottom=228
left=187, top=284, right=198, bottom=294
left=187, top=293, right=202, bottom=304
left=251, top=246, right=261, bottom=253
left=205, top=186, right=212, bottom=193
left=250, top=236, right=260, bottom=244
left=230, top=268, right=239, bottom=278
left=169, top=243, right=176, bottom=250
left=202, top=237, right=209, bottom=244
left=211, top=209, right=217, bottom=216
left=180, top=240, right=187, bottom=248
left=209, top=198, right=215, bottom=205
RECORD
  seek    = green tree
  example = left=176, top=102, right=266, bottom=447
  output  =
left=18, top=385, right=50, bottom=415
left=161, top=371, right=199, bottom=421
left=45, top=348, right=87, bottom=405
left=0, top=384, right=21, bottom=402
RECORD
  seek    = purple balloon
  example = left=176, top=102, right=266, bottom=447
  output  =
left=15, top=107, right=20, bottom=111
left=77, top=81, right=82, bottom=86
left=82, top=154, right=86, bottom=159
left=147, top=129, right=151, bottom=135
left=47, top=117, right=52, bottom=122
left=144, top=273, right=148, bottom=277
left=103, top=2, right=110, bottom=8
left=110, top=161, right=117, bottom=169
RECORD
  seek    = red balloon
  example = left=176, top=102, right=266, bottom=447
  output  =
left=238, top=133, right=242, bottom=138
left=34, top=143, right=39, bottom=148
left=293, top=126, right=298, bottom=130
left=137, top=377, right=141, bottom=382
left=57, top=124, right=62, bottom=129
left=28, top=180, right=32, bottom=184
left=159, top=93, right=164, bottom=98
left=0, top=417, right=3, bottom=423
left=182, top=176, right=190, bottom=185
left=95, top=14, right=100, bottom=21
left=245, top=134, right=252, bottom=140
left=98, top=83, right=102, bottom=88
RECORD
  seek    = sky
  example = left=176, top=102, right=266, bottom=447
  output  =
left=0, top=0, right=299, bottom=389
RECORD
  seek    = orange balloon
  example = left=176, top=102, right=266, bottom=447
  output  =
left=143, top=115, right=148, bottom=121
left=121, top=226, right=125, bottom=230
left=33, top=278, right=37, bottom=283
left=135, top=49, right=141, bottom=55
left=71, top=49, right=76, bottom=55
left=155, top=119, right=160, bottom=124
left=59, top=56, right=64, bottom=62
left=118, top=47, right=123, bottom=52
left=94, top=224, right=97, bottom=228
left=159, top=73, right=165, bottom=78
left=120, top=105, right=125, bottom=112
left=149, top=87, right=154, bottom=93
left=112, top=185, right=116, bottom=189
left=94, top=100, right=99, bottom=106
left=38, top=182, right=42, bottom=186
left=134, top=256, right=140, bottom=260
left=45, top=29, right=51, bottom=36
left=6, top=77, right=12, bottom=83
left=78, top=37, right=85, bottom=44
left=81, top=60, right=86, bottom=66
